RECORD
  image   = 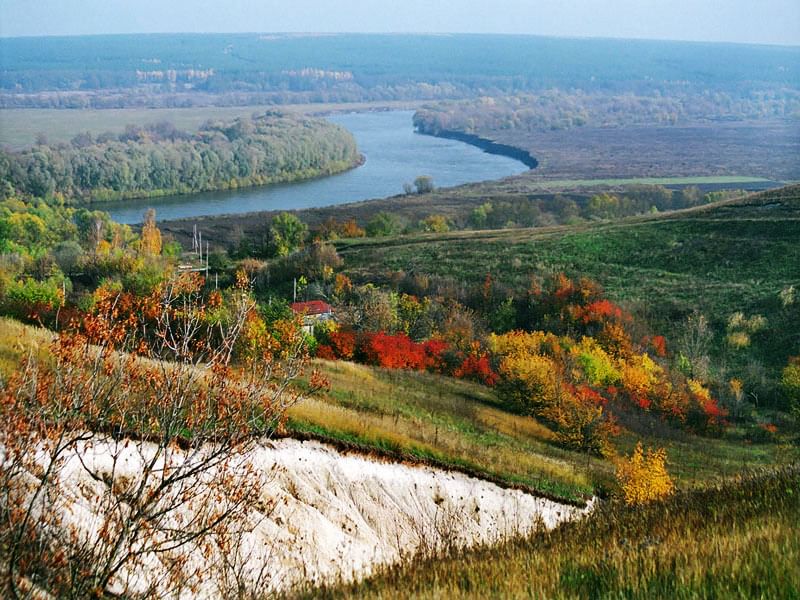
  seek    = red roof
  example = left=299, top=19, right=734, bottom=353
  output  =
left=290, top=300, right=333, bottom=316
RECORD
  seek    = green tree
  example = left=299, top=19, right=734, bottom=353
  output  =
left=51, top=240, right=84, bottom=274
left=469, top=202, right=493, bottom=229
left=2, top=213, right=48, bottom=247
left=366, top=212, right=403, bottom=237
left=782, top=357, right=800, bottom=419
left=586, top=193, right=621, bottom=220
left=269, top=212, right=308, bottom=257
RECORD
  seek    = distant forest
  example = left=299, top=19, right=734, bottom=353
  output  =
left=2, top=34, right=799, bottom=108
left=413, top=90, right=800, bottom=135
left=0, top=113, right=359, bottom=202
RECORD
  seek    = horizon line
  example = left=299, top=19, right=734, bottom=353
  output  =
left=1, top=30, right=798, bottom=49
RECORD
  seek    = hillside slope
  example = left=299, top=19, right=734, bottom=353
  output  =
left=337, top=185, right=800, bottom=375
left=10, top=434, right=586, bottom=597
left=304, top=466, right=800, bottom=600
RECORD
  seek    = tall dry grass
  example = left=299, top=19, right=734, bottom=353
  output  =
left=297, top=467, right=800, bottom=599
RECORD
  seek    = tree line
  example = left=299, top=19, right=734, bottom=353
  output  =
left=0, top=112, right=360, bottom=202
left=414, top=89, right=800, bottom=136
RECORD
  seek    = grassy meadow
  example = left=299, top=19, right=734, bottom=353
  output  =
left=3, top=317, right=794, bottom=507
left=2, top=185, right=798, bottom=596
left=1, top=184, right=798, bottom=597
left=293, top=359, right=797, bottom=498
left=337, top=187, right=800, bottom=315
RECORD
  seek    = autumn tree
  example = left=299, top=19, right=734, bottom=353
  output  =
left=268, top=212, right=308, bottom=257
left=0, top=272, right=324, bottom=598
left=677, top=311, right=712, bottom=380
left=139, top=208, right=162, bottom=256
left=419, top=215, right=450, bottom=233
left=413, top=175, right=435, bottom=194
left=725, top=311, right=767, bottom=350
left=616, top=442, right=674, bottom=505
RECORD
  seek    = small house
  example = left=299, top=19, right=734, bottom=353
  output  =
left=290, top=300, right=334, bottom=334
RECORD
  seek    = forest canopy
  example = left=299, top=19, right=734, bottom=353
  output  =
left=0, top=112, right=360, bottom=202
left=2, top=34, right=799, bottom=109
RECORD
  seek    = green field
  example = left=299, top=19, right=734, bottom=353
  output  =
left=0, top=101, right=418, bottom=149
left=337, top=187, right=800, bottom=373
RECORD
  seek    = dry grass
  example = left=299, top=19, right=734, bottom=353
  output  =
left=289, top=359, right=597, bottom=500
left=0, top=317, right=53, bottom=376
left=298, top=467, right=800, bottom=599
left=2, top=317, right=795, bottom=502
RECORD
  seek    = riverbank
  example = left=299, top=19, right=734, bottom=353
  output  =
left=414, top=126, right=538, bottom=169
left=86, top=154, right=365, bottom=206
left=106, top=110, right=529, bottom=223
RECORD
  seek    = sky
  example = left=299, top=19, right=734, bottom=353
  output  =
left=0, top=0, right=798, bottom=46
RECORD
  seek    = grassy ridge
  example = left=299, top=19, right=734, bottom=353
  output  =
left=524, top=175, right=774, bottom=188
left=288, top=358, right=796, bottom=502
left=3, top=318, right=792, bottom=504
left=338, top=186, right=800, bottom=372
left=299, top=467, right=800, bottom=599
left=338, top=187, right=800, bottom=310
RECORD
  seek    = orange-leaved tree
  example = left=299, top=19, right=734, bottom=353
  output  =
left=139, top=208, right=162, bottom=257
left=0, top=271, right=325, bottom=598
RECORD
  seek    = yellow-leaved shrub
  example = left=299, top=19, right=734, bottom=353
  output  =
left=497, top=352, right=561, bottom=412
left=571, top=336, right=621, bottom=387
left=616, top=442, right=674, bottom=505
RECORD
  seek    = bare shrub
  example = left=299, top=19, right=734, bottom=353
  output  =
left=0, top=272, right=324, bottom=598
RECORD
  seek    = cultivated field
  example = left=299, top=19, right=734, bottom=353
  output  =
left=0, top=101, right=419, bottom=149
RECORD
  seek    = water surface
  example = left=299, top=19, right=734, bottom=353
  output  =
left=106, top=110, right=529, bottom=224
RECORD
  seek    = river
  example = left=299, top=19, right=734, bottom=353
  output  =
left=106, top=110, right=529, bottom=224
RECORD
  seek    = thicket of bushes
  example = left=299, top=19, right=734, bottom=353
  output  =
left=312, top=273, right=730, bottom=456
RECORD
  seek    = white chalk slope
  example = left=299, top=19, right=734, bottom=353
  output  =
left=45, top=438, right=590, bottom=597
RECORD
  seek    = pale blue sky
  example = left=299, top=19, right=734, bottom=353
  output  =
left=1, top=0, right=798, bottom=45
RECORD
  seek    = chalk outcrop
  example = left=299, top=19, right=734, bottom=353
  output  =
left=25, top=438, right=591, bottom=597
